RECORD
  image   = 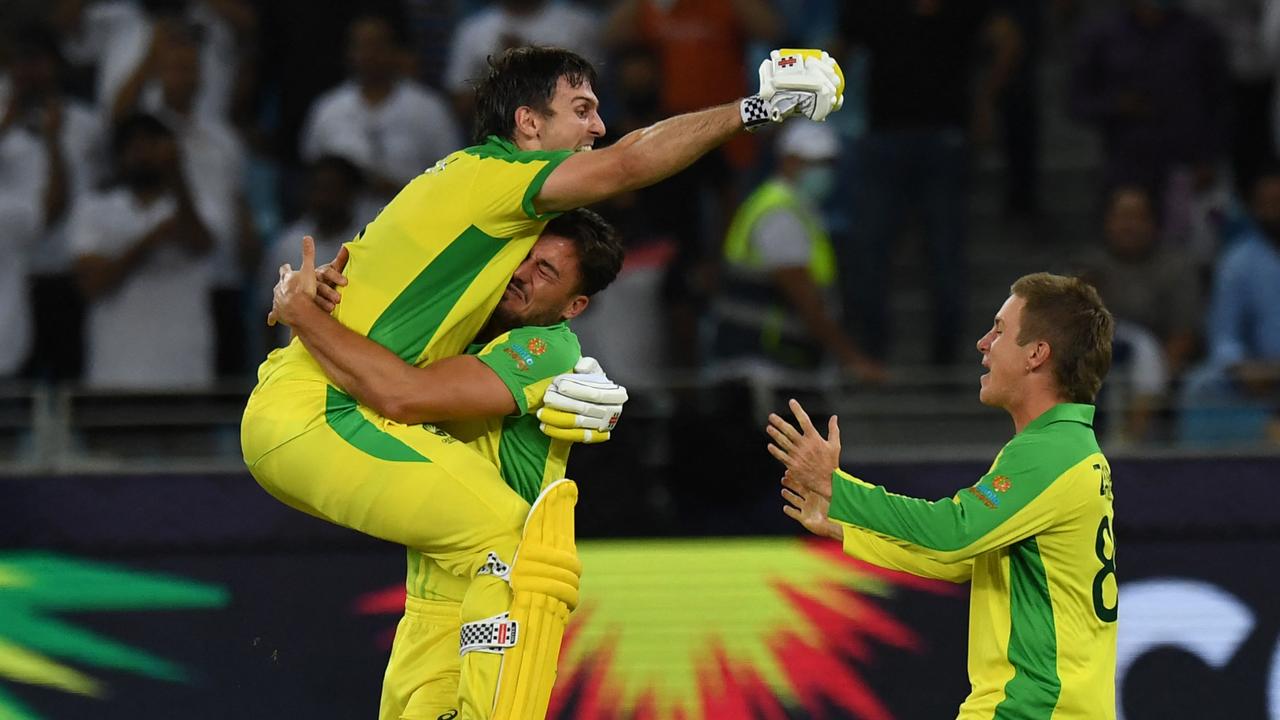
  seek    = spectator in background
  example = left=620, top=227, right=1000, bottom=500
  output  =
left=1187, top=0, right=1277, bottom=196
left=1077, top=185, right=1202, bottom=440
left=709, top=120, right=884, bottom=382
left=142, top=25, right=252, bottom=380
left=301, top=14, right=459, bottom=204
left=445, top=0, right=600, bottom=128
left=71, top=113, right=216, bottom=390
left=104, top=0, right=256, bottom=124
left=604, top=0, right=780, bottom=170
left=1180, top=169, right=1280, bottom=445
left=260, top=155, right=364, bottom=349
left=604, top=0, right=781, bottom=366
left=837, top=1, right=1022, bottom=365
left=1265, top=0, right=1280, bottom=164
left=1, top=25, right=106, bottom=383
left=1069, top=1, right=1229, bottom=220
left=0, top=195, right=42, bottom=381
left=49, top=0, right=150, bottom=105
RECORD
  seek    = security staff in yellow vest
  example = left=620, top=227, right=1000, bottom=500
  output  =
left=710, top=121, right=885, bottom=381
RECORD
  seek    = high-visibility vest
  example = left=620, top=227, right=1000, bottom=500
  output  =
left=714, top=179, right=838, bottom=366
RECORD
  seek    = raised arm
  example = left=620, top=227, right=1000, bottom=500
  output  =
left=271, top=237, right=515, bottom=425
left=535, top=49, right=845, bottom=213
left=535, top=103, right=743, bottom=214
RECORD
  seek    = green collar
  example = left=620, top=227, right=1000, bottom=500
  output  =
left=483, top=135, right=517, bottom=153
left=1023, top=403, right=1095, bottom=433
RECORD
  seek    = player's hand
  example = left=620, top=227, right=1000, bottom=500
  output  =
left=781, top=472, right=844, bottom=541
left=268, top=236, right=320, bottom=327
left=766, top=398, right=839, bottom=499
left=741, top=49, right=844, bottom=129
left=312, top=245, right=349, bottom=312
left=538, top=356, right=628, bottom=444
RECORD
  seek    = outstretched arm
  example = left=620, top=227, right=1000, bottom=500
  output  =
left=271, top=237, right=515, bottom=425
left=781, top=471, right=972, bottom=583
left=535, top=50, right=844, bottom=213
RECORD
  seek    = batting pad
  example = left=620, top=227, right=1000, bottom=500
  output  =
left=490, top=478, right=581, bottom=719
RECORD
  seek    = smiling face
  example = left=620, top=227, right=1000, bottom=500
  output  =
left=490, top=234, right=589, bottom=331
left=975, top=294, right=1033, bottom=409
left=523, top=76, right=605, bottom=152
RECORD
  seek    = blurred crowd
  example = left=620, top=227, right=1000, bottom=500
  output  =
left=1, top=0, right=1279, bottom=446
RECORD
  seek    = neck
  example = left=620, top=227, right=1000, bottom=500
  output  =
left=1007, top=390, right=1063, bottom=434
left=476, top=319, right=505, bottom=344
left=360, top=78, right=394, bottom=104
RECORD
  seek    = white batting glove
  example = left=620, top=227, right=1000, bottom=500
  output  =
left=741, top=49, right=845, bottom=130
left=538, top=356, right=628, bottom=444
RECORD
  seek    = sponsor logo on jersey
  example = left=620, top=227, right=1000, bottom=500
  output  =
left=528, top=337, right=548, bottom=356
left=504, top=345, right=535, bottom=370
left=967, top=484, right=1000, bottom=509
left=992, top=476, right=1012, bottom=493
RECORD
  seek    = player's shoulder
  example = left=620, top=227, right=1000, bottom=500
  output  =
left=482, top=322, right=581, bottom=374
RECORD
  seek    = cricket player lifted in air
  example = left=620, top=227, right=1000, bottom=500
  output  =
left=241, top=45, right=848, bottom=719
left=271, top=208, right=622, bottom=720
left=771, top=273, right=1118, bottom=720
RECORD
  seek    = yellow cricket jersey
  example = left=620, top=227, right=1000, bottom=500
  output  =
left=830, top=403, right=1116, bottom=720
left=404, top=321, right=581, bottom=601
left=245, top=136, right=572, bottom=457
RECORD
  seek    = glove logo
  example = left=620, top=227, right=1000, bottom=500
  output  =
left=527, top=337, right=548, bottom=356
left=778, top=56, right=798, bottom=68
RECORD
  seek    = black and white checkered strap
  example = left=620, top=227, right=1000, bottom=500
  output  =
left=459, top=612, right=519, bottom=656
left=476, top=551, right=511, bottom=582
left=740, top=95, right=772, bottom=131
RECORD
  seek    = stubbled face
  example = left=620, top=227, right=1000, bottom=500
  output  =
left=533, top=77, right=605, bottom=152
left=1104, top=189, right=1157, bottom=260
left=976, top=294, right=1030, bottom=409
left=491, top=235, right=585, bottom=329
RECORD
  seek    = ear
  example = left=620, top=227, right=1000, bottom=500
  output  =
left=1026, top=340, right=1052, bottom=373
left=560, top=295, right=590, bottom=321
left=513, top=106, right=542, bottom=144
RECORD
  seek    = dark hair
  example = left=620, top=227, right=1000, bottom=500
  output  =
left=543, top=208, right=623, bottom=297
left=111, top=113, right=174, bottom=158
left=310, top=154, right=365, bottom=189
left=1011, top=273, right=1114, bottom=404
left=472, top=46, right=598, bottom=144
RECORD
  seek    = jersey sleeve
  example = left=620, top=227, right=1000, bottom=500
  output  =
left=474, top=325, right=581, bottom=416
left=827, top=434, right=1070, bottom=563
left=839, top=522, right=974, bottom=583
left=470, top=147, right=574, bottom=233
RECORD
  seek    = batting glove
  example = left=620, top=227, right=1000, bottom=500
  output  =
left=741, top=48, right=845, bottom=130
left=538, top=356, right=628, bottom=444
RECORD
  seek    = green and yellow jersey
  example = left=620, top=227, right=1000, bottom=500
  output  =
left=404, top=321, right=581, bottom=601
left=829, top=403, right=1116, bottom=720
left=244, top=137, right=572, bottom=461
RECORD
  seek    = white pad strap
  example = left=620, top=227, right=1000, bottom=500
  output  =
left=459, top=612, right=519, bottom=656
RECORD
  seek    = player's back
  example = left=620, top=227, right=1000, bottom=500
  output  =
left=242, top=136, right=574, bottom=463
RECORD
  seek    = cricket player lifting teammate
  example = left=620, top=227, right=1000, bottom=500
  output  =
left=241, top=45, right=846, bottom=719
left=271, top=207, right=623, bottom=719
